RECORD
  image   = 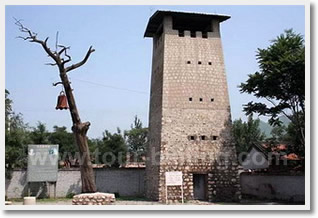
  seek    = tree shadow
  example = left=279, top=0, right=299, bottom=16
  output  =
left=66, top=179, right=81, bottom=197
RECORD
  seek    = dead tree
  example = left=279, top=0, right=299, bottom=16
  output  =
left=15, top=19, right=96, bottom=193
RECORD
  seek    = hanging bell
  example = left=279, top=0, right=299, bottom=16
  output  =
left=55, top=91, right=69, bottom=110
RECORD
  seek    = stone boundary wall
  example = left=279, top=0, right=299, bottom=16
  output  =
left=240, top=173, right=305, bottom=202
left=95, top=168, right=145, bottom=197
left=5, top=168, right=145, bottom=199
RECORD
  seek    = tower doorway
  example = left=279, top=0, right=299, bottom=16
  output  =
left=193, top=174, right=207, bottom=201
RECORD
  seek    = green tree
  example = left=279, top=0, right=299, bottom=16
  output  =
left=5, top=90, right=31, bottom=178
left=232, top=115, right=266, bottom=155
left=124, top=116, right=148, bottom=162
left=284, top=116, right=305, bottom=155
left=48, top=126, right=77, bottom=163
left=5, top=89, right=12, bottom=131
left=87, top=138, right=100, bottom=164
left=5, top=114, right=31, bottom=172
left=30, top=122, right=50, bottom=144
left=267, top=125, right=287, bottom=144
left=97, top=128, right=127, bottom=168
left=239, top=29, right=305, bottom=152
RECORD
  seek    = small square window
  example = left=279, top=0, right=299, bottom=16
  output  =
left=189, top=97, right=192, bottom=101
left=198, top=61, right=202, bottom=65
left=178, top=30, right=185, bottom=37
left=200, top=135, right=207, bottom=140
left=211, top=98, right=214, bottom=102
left=187, top=61, right=191, bottom=64
left=208, top=62, right=212, bottom=65
left=212, top=136, right=218, bottom=140
left=199, top=98, right=203, bottom=102
left=190, top=136, right=195, bottom=140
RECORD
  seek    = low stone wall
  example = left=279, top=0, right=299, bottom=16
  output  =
left=6, top=168, right=145, bottom=199
left=240, top=173, right=305, bottom=202
left=72, top=192, right=115, bottom=205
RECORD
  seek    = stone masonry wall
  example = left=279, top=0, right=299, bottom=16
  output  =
left=146, top=15, right=240, bottom=202
left=145, top=29, right=165, bottom=200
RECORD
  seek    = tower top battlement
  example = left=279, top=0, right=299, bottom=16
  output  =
left=144, top=10, right=231, bottom=37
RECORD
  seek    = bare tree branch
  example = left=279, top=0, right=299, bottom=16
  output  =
left=15, top=19, right=59, bottom=64
left=15, top=18, right=94, bottom=75
left=53, top=82, right=63, bottom=86
left=265, top=97, right=292, bottom=121
left=56, top=45, right=72, bottom=65
left=45, top=63, right=57, bottom=66
left=58, top=45, right=70, bottom=55
left=55, top=31, right=59, bottom=52
left=63, top=50, right=72, bottom=64
left=65, top=46, right=95, bottom=72
left=16, top=36, right=34, bottom=41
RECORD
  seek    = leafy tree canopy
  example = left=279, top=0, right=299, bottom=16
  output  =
left=30, top=122, right=50, bottom=144
left=96, top=128, right=127, bottom=168
left=5, top=90, right=31, bottom=177
left=232, top=115, right=266, bottom=155
left=239, top=29, right=305, bottom=150
left=49, top=125, right=77, bottom=161
left=124, top=116, right=148, bottom=162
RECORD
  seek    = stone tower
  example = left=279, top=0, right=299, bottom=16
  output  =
left=144, top=11, right=240, bottom=202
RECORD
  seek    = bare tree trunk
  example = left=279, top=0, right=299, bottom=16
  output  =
left=73, top=124, right=96, bottom=192
left=60, top=70, right=96, bottom=193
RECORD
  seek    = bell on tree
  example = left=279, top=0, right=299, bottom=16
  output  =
left=56, top=91, right=68, bottom=110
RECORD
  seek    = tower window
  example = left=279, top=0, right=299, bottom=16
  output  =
left=199, top=98, right=203, bottom=102
left=211, top=98, right=214, bottom=102
left=187, top=61, right=191, bottom=64
left=190, top=31, right=196, bottom=38
left=189, top=97, right=192, bottom=101
left=200, top=135, right=207, bottom=140
left=212, top=136, right=218, bottom=140
left=198, top=61, right=202, bottom=65
left=178, top=30, right=185, bottom=37
left=208, top=62, right=212, bottom=65
left=189, top=136, right=195, bottom=141
left=202, top=32, right=208, bottom=38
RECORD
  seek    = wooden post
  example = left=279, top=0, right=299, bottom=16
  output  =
left=165, top=184, right=168, bottom=204
left=181, top=184, right=184, bottom=204
left=54, top=182, right=57, bottom=199
left=47, top=181, right=51, bottom=198
left=28, top=182, right=30, bottom=197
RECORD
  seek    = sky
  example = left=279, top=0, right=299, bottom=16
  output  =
left=5, top=5, right=305, bottom=138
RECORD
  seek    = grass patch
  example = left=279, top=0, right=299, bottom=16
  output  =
left=9, top=197, right=71, bottom=203
left=116, top=196, right=149, bottom=201
left=35, top=197, right=71, bottom=202
left=8, top=198, right=24, bottom=202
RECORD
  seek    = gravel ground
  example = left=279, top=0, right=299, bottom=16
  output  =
left=8, top=199, right=293, bottom=205
left=9, top=199, right=216, bottom=205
